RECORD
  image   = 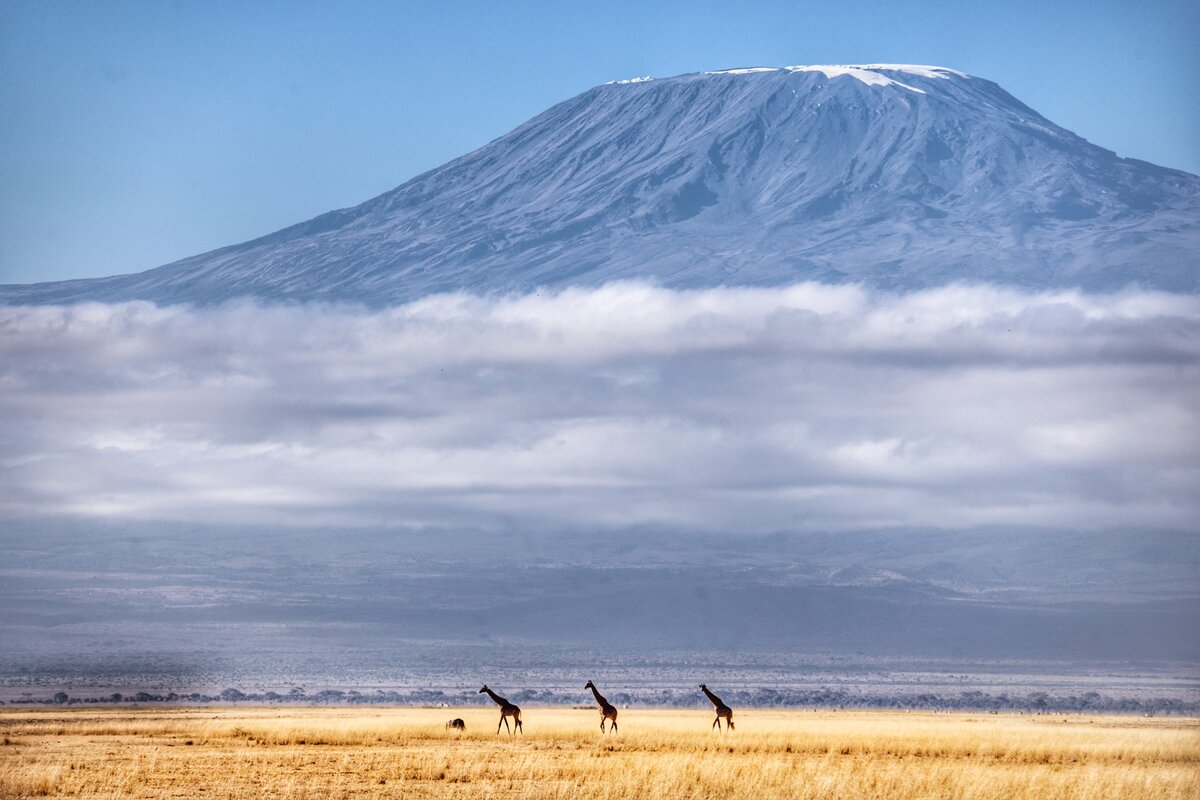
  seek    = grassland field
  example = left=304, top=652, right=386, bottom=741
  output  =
left=1, top=706, right=1196, bottom=799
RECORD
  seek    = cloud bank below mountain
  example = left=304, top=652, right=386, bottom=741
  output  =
left=2, top=282, right=1197, bottom=533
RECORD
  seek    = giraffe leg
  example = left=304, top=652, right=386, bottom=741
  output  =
left=712, top=716, right=719, bottom=731
left=503, top=715, right=512, bottom=734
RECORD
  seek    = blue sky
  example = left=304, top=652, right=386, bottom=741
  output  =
left=1, top=0, right=1197, bottom=284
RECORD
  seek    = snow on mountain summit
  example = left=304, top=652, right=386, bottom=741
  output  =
left=705, top=64, right=967, bottom=86
left=3, top=65, right=1197, bottom=305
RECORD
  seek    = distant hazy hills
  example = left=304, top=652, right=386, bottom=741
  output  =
left=4, top=65, right=1198, bottom=305
left=3, top=523, right=1197, bottom=669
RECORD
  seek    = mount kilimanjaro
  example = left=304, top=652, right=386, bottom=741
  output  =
left=4, top=64, right=1197, bottom=305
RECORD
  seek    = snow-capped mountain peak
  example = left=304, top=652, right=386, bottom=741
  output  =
left=702, top=63, right=968, bottom=90
left=2, top=65, right=1196, bottom=305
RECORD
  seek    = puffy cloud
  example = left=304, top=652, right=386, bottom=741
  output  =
left=1, top=282, right=1197, bottom=532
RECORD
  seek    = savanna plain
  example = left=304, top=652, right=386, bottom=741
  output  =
left=1, top=707, right=1196, bottom=799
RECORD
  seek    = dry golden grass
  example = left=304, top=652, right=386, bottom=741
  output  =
left=1, top=706, right=1196, bottom=799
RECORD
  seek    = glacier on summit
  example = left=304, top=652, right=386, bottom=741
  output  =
left=2, top=64, right=1197, bottom=305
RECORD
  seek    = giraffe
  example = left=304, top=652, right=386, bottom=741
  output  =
left=700, top=684, right=734, bottom=731
left=478, top=685, right=522, bottom=735
left=584, top=680, right=618, bottom=733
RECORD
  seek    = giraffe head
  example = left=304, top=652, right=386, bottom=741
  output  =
left=478, top=685, right=488, bottom=693
left=584, top=680, right=595, bottom=690
left=699, top=683, right=708, bottom=691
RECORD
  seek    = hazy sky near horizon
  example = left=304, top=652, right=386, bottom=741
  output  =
left=1, top=0, right=1198, bottom=285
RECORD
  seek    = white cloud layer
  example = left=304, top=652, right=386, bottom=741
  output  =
left=2, top=283, right=1198, bottom=532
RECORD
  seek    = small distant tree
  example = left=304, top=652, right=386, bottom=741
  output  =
left=53, top=692, right=69, bottom=704
left=220, top=688, right=246, bottom=701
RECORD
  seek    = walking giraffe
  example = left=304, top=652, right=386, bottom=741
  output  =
left=478, top=685, right=522, bottom=735
left=700, top=683, right=734, bottom=731
left=585, top=680, right=618, bottom=733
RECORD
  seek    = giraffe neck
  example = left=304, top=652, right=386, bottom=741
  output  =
left=483, top=688, right=507, bottom=706
left=589, top=685, right=608, bottom=707
left=702, top=686, right=724, bottom=706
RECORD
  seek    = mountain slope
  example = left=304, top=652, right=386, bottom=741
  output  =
left=4, top=65, right=1198, bottom=305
